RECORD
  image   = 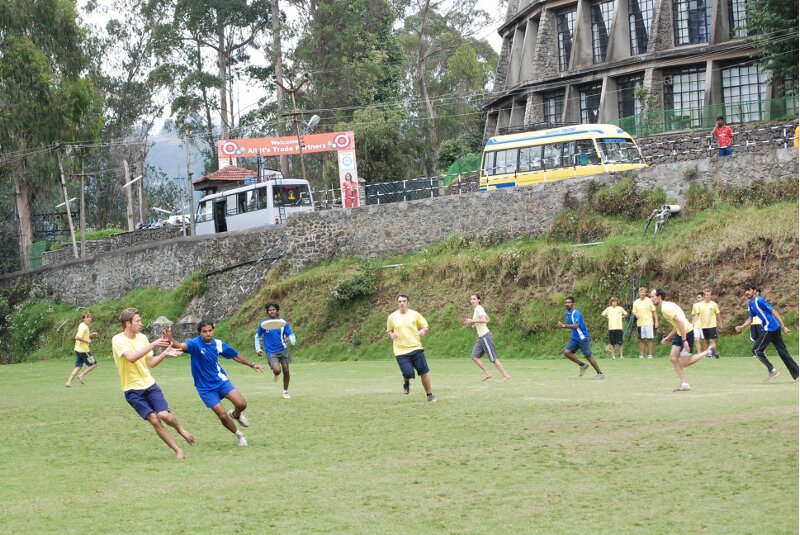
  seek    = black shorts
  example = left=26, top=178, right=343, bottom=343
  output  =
left=608, top=330, right=623, bottom=345
left=701, top=327, right=718, bottom=340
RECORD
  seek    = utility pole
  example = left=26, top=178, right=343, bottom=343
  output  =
left=136, top=152, right=146, bottom=228
left=76, top=148, right=87, bottom=257
left=55, top=143, right=79, bottom=259
left=123, top=159, right=135, bottom=231
left=272, top=0, right=290, bottom=179
left=186, top=137, right=196, bottom=236
left=272, top=74, right=309, bottom=180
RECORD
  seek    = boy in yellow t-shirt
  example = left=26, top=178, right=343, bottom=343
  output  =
left=692, top=289, right=721, bottom=351
left=601, top=297, right=628, bottom=359
left=387, top=294, right=437, bottom=402
left=65, top=312, right=99, bottom=387
left=111, top=307, right=195, bottom=460
left=632, top=287, right=659, bottom=359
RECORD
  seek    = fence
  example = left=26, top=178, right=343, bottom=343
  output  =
left=612, top=96, right=799, bottom=137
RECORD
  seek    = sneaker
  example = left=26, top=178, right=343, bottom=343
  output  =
left=427, top=393, right=437, bottom=402
left=708, top=346, right=720, bottom=359
left=594, top=373, right=605, bottom=380
left=680, top=349, right=692, bottom=357
left=639, top=355, right=644, bottom=359
left=611, top=356, right=616, bottom=359
left=647, top=355, right=653, bottom=359
left=672, top=383, right=691, bottom=392
left=228, top=409, right=250, bottom=428
left=763, top=370, right=780, bottom=383
left=282, top=390, right=291, bottom=399
left=578, top=363, right=588, bottom=377
left=403, top=382, right=410, bottom=395
left=237, top=434, right=248, bottom=447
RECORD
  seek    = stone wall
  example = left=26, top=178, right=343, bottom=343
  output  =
left=637, top=121, right=798, bottom=164
left=2, top=147, right=796, bottom=320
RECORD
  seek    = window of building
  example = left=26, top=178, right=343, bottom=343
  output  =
left=673, top=0, right=710, bottom=45
left=580, top=83, right=603, bottom=123
left=591, top=0, right=615, bottom=63
left=663, top=65, right=706, bottom=127
left=542, top=90, right=565, bottom=124
left=628, top=0, right=654, bottom=54
left=728, top=0, right=755, bottom=38
left=556, top=7, right=577, bottom=72
left=617, top=73, right=644, bottom=118
left=721, top=61, right=767, bottom=123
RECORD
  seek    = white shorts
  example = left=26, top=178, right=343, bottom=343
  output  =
left=693, top=326, right=704, bottom=340
left=638, top=325, right=654, bottom=339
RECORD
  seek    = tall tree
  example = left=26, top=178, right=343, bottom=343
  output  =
left=397, top=0, right=495, bottom=176
left=0, top=0, right=100, bottom=268
left=747, top=0, right=799, bottom=92
left=147, top=0, right=272, bottom=171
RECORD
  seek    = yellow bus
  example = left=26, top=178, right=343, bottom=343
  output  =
left=480, top=124, right=647, bottom=190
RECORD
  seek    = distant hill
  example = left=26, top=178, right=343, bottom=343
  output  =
left=145, top=130, right=208, bottom=203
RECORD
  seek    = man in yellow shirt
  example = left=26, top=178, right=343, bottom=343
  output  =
left=650, top=289, right=718, bottom=391
left=111, top=308, right=195, bottom=459
left=65, top=312, right=99, bottom=387
left=632, top=287, right=659, bottom=359
left=691, top=289, right=722, bottom=352
left=387, top=294, right=436, bottom=402
left=601, top=297, right=628, bottom=359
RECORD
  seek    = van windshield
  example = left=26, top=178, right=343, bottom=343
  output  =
left=597, top=138, right=644, bottom=163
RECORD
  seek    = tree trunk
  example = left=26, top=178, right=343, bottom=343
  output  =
left=217, top=12, right=229, bottom=140
left=272, top=0, right=290, bottom=179
left=416, top=0, right=439, bottom=176
left=13, top=176, right=34, bottom=270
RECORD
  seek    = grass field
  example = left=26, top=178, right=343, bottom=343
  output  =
left=0, top=355, right=797, bottom=534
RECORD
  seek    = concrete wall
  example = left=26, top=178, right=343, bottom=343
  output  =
left=2, top=147, right=796, bottom=321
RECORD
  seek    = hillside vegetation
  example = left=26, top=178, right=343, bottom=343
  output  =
left=2, top=179, right=797, bottom=365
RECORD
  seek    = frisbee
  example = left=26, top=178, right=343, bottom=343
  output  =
left=260, top=318, right=286, bottom=330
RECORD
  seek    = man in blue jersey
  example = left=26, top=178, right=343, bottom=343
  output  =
left=169, top=321, right=264, bottom=447
left=557, top=296, right=605, bottom=380
left=735, top=283, right=798, bottom=382
left=255, top=303, right=297, bottom=399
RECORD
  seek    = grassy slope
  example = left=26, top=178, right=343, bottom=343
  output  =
left=0, top=359, right=796, bottom=534
left=5, top=201, right=798, bottom=364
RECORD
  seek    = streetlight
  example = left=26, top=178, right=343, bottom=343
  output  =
left=272, top=73, right=310, bottom=180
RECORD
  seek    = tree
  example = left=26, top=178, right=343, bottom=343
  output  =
left=746, top=0, right=799, bottom=92
left=0, top=0, right=100, bottom=268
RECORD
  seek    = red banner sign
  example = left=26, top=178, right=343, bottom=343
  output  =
left=218, top=131, right=355, bottom=158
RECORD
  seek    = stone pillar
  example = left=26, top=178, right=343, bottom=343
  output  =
left=599, top=76, right=619, bottom=122
left=648, top=0, right=674, bottom=52
left=571, top=0, right=594, bottom=69
left=564, top=85, right=582, bottom=123
left=606, top=0, right=631, bottom=62
left=520, top=18, right=539, bottom=82
left=532, top=7, right=560, bottom=79
left=508, top=26, right=526, bottom=87
left=493, top=36, right=513, bottom=91
left=710, top=0, right=731, bottom=44
left=526, top=92, right=545, bottom=124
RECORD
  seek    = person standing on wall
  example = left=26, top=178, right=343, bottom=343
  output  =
left=711, top=116, right=734, bottom=156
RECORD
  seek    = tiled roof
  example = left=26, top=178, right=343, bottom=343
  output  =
left=193, top=165, right=257, bottom=185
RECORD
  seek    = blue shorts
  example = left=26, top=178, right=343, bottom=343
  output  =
left=718, top=147, right=733, bottom=156
left=197, top=380, right=237, bottom=408
left=75, top=351, right=97, bottom=367
left=396, top=349, right=430, bottom=379
left=566, top=338, right=592, bottom=357
left=124, top=384, right=170, bottom=420
left=672, top=330, right=695, bottom=353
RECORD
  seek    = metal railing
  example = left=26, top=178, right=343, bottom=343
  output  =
left=611, top=96, right=799, bottom=137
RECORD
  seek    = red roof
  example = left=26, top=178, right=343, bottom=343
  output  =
left=193, top=165, right=257, bottom=191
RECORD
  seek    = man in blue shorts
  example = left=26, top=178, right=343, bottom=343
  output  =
left=735, top=283, right=798, bottom=383
left=255, top=303, right=296, bottom=399
left=171, top=320, right=264, bottom=447
left=558, top=296, right=604, bottom=380
left=387, top=294, right=437, bottom=401
left=111, top=308, right=195, bottom=460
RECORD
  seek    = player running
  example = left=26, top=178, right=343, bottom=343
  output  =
left=255, top=303, right=296, bottom=399
left=170, top=320, right=263, bottom=447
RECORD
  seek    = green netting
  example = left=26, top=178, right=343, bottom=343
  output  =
left=611, top=96, right=799, bottom=137
left=29, top=241, right=46, bottom=269
left=443, top=153, right=481, bottom=186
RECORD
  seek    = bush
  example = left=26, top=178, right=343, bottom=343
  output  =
left=326, top=271, right=376, bottom=307
left=549, top=209, right=610, bottom=243
left=592, top=176, right=644, bottom=219
left=684, top=183, right=714, bottom=215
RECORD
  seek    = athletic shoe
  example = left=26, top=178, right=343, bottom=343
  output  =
left=228, top=409, right=250, bottom=427
left=594, top=373, right=605, bottom=380
left=763, top=370, right=780, bottom=383
left=708, top=346, right=720, bottom=359
left=282, top=390, right=291, bottom=399
left=672, top=383, right=691, bottom=392
left=647, top=355, right=653, bottom=359
left=237, top=434, right=248, bottom=447
left=578, top=363, right=588, bottom=377
left=680, top=349, right=692, bottom=357
left=427, top=393, right=437, bottom=402
left=403, top=382, right=410, bottom=395
left=639, top=355, right=644, bottom=359
left=611, top=356, right=616, bottom=359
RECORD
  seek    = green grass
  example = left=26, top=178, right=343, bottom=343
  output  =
left=1, top=356, right=796, bottom=534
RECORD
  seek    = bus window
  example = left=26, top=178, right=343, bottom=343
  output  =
left=519, top=147, right=532, bottom=172
left=542, top=143, right=564, bottom=169
left=574, top=139, right=600, bottom=165
left=274, top=185, right=309, bottom=207
left=494, top=150, right=507, bottom=175
left=226, top=194, right=238, bottom=216
left=597, top=138, right=644, bottom=163
left=196, top=201, right=213, bottom=223
left=497, top=149, right=518, bottom=174
left=237, top=192, right=248, bottom=214
left=483, top=152, right=495, bottom=176
left=255, top=186, right=268, bottom=210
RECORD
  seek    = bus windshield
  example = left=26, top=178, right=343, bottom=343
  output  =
left=596, top=138, right=644, bottom=163
left=273, top=184, right=311, bottom=207
left=196, top=201, right=213, bottom=222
